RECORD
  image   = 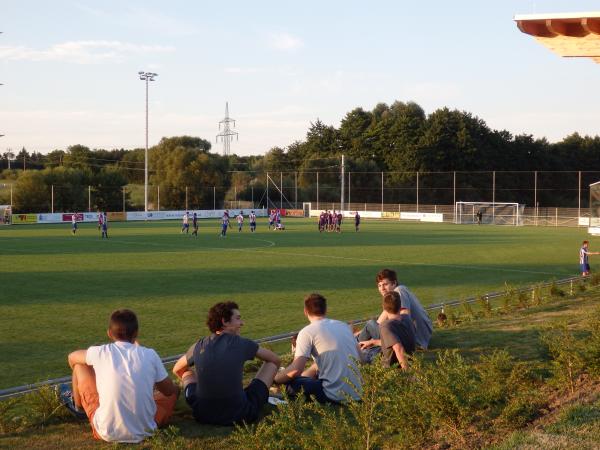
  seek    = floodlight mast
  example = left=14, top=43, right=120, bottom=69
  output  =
left=138, top=72, right=158, bottom=217
left=216, top=102, right=238, bottom=156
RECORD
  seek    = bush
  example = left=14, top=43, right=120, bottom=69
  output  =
left=541, top=323, right=585, bottom=393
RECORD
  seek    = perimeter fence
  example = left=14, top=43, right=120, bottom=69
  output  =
left=1, top=170, right=599, bottom=220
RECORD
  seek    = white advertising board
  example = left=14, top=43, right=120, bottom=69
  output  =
left=579, top=217, right=590, bottom=226
left=127, top=209, right=267, bottom=221
left=400, top=212, right=444, bottom=222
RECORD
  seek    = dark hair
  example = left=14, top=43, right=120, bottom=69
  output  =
left=304, top=293, right=327, bottom=316
left=109, top=309, right=139, bottom=342
left=583, top=240, right=589, bottom=245
left=376, top=268, right=398, bottom=285
left=382, top=291, right=402, bottom=314
left=206, top=301, right=239, bottom=333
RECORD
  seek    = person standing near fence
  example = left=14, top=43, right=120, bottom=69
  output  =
left=101, top=212, right=108, bottom=239
left=72, top=213, right=78, bottom=235
left=192, top=213, right=198, bottom=237
left=580, top=240, right=599, bottom=276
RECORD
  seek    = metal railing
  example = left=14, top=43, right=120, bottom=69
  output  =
left=0, top=275, right=584, bottom=401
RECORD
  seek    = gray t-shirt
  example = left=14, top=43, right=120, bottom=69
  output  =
left=295, top=318, right=362, bottom=402
left=185, top=333, right=258, bottom=423
left=379, top=316, right=416, bottom=368
left=395, top=285, right=432, bottom=349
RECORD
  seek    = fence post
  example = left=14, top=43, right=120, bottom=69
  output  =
left=453, top=171, right=456, bottom=222
left=492, top=171, right=496, bottom=223
left=295, top=171, right=298, bottom=208
left=122, top=187, right=126, bottom=213
left=381, top=171, right=384, bottom=212
left=10, top=184, right=13, bottom=208
left=88, top=186, right=91, bottom=212
left=157, top=185, right=160, bottom=211
left=185, top=186, right=188, bottom=211
left=251, top=186, right=254, bottom=208
left=280, top=172, right=283, bottom=209
left=555, top=208, right=558, bottom=226
left=416, top=171, right=419, bottom=213
left=51, top=185, right=54, bottom=214
left=534, top=171, right=538, bottom=226
left=348, top=172, right=351, bottom=208
left=213, top=186, right=216, bottom=210
left=578, top=170, right=581, bottom=223
left=316, top=172, right=319, bottom=210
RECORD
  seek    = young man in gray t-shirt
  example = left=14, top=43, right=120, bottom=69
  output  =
left=379, top=291, right=416, bottom=369
left=274, top=293, right=364, bottom=403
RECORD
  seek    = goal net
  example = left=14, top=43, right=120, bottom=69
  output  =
left=0, top=205, right=12, bottom=225
left=455, top=202, right=524, bottom=226
left=590, top=181, right=600, bottom=235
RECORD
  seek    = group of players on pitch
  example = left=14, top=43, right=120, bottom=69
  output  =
left=60, top=268, right=431, bottom=443
left=318, top=210, right=361, bottom=232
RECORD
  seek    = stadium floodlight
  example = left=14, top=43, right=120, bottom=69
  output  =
left=455, top=202, right=524, bottom=226
left=138, top=71, right=158, bottom=216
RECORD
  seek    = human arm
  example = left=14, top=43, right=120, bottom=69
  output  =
left=391, top=343, right=409, bottom=370
left=376, top=310, right=389, bottom=324
left=172, top=354, right=190, bottom=380
left=255, top=347, right=281, bottom=367
left=359, top=338, right=381, bottom=349
left=155, top=376, right=180, bottom=397
left=274, top=356, right=309, bottom=384
left=67, top=350, right=87, bottom=369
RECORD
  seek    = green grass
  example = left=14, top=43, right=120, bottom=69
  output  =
left=0, top=218, right=591, bottom=389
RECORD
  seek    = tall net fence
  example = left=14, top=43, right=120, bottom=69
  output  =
left=4, top=170, right=600, bottom=219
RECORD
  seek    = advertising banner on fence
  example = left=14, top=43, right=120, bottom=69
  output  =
left=12, top=213, right=38, bottom=224
left=127, top=209, right=267, bottom=221
left=400, top=212, right=444, bottom=222
left=285, top=209, right=304, bottom=217
left=382, top=211, right=400, bottom=218
left=107, top=212, right=127, bottom=222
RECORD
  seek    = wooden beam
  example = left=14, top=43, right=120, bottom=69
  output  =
left=583, top=18, right=600, bottom=35
left=517, top=20, right=556, bottom=37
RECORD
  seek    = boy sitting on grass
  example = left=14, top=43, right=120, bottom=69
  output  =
left=61, top=309, right=179, bottom=443
left=379, top=291, right=416, bottom=369
left=173, top=301, right=280, bottom=426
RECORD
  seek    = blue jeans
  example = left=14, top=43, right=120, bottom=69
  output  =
left=285, top=377, right=337, bottom=404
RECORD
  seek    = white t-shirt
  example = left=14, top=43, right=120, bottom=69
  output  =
left=295, top=318, right=362, bottom=402
left=86, top=341, right=168, bottom=443
left=237, top=214, right=244, bottom=224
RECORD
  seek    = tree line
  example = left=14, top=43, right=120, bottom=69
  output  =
left=2, top=101, right=600, bottom=212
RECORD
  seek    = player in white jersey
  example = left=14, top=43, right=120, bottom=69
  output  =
left=181, top=212, right=190, bottom=234
left=249, top=211, right=257, bottom=232
left=72, top=213, right=78, bottom=235
left=580, top=240, right=599, bottom=276
left=237, top=211, right=244, bottom=232
left=101, top=212, right=108, bottom=239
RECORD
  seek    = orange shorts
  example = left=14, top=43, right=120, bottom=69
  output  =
left=76, top=371, right=177, bottom=440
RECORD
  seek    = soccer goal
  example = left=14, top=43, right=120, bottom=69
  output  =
left=455, top=202, right=524, bottom=226
left=0, top=205, right=12, bottom=225
left=589, top=181, right=600, bottom=235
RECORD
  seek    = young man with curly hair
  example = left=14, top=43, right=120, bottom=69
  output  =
left=173, top=301, right=280, bottom=425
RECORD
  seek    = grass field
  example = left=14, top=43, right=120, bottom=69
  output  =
left=0, top=218, right=592, bottom=390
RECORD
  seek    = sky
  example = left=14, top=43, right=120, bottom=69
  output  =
left=1, top=1, right=600, bottom=156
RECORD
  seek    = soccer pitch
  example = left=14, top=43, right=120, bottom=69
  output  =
left=0, top=218, right=588, bottom=389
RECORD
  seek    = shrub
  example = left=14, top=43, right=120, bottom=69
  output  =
left=549, top=281, right=565, bottom=298
left=583, top=309, right=600, bottom=378
left=541, top=323, right=585, bottom=393
left=477, top=295, right=493, bottom=318
left=461, top=300, right=476, bottom=321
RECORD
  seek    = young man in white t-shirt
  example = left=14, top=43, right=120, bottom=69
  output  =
left=62, top=309, right=179, bottom=443
left=274, top=293, right=363, bottom=403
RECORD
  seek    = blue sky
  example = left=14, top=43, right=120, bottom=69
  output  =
left=1, top=1, right=600, bottom=156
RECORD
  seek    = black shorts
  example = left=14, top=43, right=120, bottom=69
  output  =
left=185, top=378, right=269, bottom=425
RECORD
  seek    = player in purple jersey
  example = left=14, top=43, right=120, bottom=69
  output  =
left=192, top=213, right=198, bottom=237
left=354, top=212, right=360, bottom=232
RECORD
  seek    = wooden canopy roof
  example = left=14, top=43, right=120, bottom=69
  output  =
left=514, top=12, right=600, bottom=63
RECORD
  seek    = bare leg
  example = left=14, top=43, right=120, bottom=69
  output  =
left=254, top=362, right=278, bottom=389
left=72, top=364, right=96, bottom=409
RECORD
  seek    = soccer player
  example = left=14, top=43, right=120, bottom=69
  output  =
left=61, top=309, right=179, bottom=443
left=220, top=211, right=229, bottom=237
left=172, top=301, right=280, bottom=425
left=182, top=212, right=190, bottom=234
left=249, top=211, right=256, bottom=232
left=274, top=293, right=363, bottom=403
left=337, top=211, right=343, bottom=233
left=192, top=212, right=198, bottom=237
left=97, top=210, right=103, bottom=230
left=72, top=213, right=78, bottom=235
left=580, top=240, right=599, bottom=276
left=101, top=212, right=108, bottom=239
left=237, top=211, right=244, bottom=232
left=268, top=212, right=274, bottom=230
left=354, top=212, right=360, bottom=232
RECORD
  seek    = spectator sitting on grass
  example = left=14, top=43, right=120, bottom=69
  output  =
left=274, top=293, right=363, bottom=403
left=379, top=291, right=415, bottom=370
left=61, top=309, right=179, bottom=444
left=358, top=268, right=432, bottom=359
left=172, top=301, right=280, bottom=426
